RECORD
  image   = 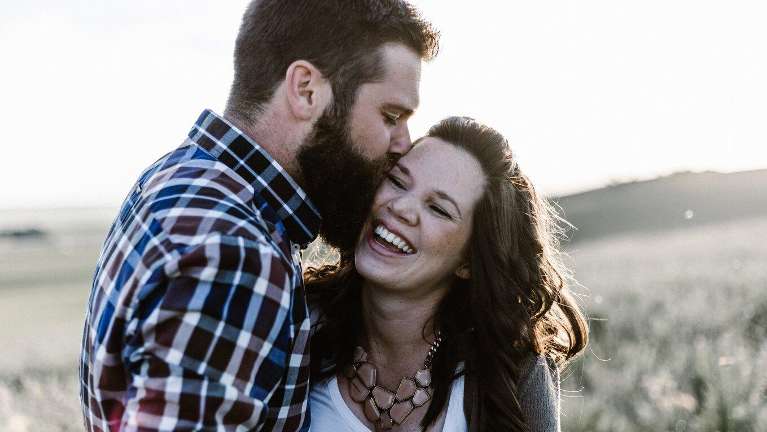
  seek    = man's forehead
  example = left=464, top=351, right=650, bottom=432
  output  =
left=377, top=43, right=422, bottom=110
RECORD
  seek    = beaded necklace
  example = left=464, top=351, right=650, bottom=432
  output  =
left=343, top=333, right=443, bottom=431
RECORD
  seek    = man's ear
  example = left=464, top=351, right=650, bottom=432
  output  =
left=284, top=60, right=331, bottom=121
left=454, top=262, right=471, bottom=280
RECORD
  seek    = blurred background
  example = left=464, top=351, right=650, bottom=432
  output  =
left=1, top=1, right=766, bottom=430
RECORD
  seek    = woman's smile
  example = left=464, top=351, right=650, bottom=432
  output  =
left=365, top=220, right=417, bottom=258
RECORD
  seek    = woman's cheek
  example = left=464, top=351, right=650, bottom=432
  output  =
left=425, top=224, right=466, bottom=257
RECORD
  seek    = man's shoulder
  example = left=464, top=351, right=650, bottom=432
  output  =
left=142, top=143, right=253, bottom=204
left=127, top=143, right=277, bottom=248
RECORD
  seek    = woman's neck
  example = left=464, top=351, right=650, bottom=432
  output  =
left=359, top=281, right=445, bottom=372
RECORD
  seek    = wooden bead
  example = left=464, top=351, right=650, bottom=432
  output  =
left=395, top=377, right=417, bottom=401
left=414, top=369, right=431, bottom=387
left=412, top=388, right=430, bottom=407
left=363, top=398, right=381, bottom=422
left=357, top=362, right=377, bottom=388
left=350, top=376, right=370, bottom=403
left=372, top=386, right=396, bottom=410
left=390, top=401, right=414, bottom=424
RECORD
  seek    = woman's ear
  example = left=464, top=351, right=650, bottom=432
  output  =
left=454, top=262, right=471, bottom=280
left=284, top=60, right=331, bottom=121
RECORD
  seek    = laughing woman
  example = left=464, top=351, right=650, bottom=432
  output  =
left=306, top=117, right=588, bottom=432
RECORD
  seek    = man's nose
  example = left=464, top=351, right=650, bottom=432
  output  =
left=389, top=122, right=413, bottom=155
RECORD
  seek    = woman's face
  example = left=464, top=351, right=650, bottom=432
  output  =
left=355, top=137, right=487, bottom=294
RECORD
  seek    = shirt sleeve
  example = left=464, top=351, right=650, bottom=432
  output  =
left=120, top=233, right=294, bottom=431
left=518, top=355, right=561, bottom=432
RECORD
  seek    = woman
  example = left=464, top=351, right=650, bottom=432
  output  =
left=306, top=117, right=588, bottom=431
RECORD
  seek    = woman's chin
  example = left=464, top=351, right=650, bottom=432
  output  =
left=355, top=252, right=387, bottom=282
left=356, top=252, right=405, bottom=289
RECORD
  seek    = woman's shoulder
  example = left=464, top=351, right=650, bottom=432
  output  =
left=518, top=354, right=559, bottom=389
left=517, top=354, right=561, bottom=432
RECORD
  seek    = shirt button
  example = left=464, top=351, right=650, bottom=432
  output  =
left=291, top=243, right=301, bottom=261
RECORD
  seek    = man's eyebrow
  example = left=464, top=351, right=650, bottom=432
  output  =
left=434, top=190, right=462, bottom=219
left=382, top=103, right=414, bottom=117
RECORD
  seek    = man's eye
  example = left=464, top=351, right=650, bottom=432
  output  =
left=387, top=174, right=406, bottom=189
left=430, top=204, right=452, bottom=219
left=383, top=112, right=400, bottom=126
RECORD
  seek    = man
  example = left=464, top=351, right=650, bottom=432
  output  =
left=79, top=1, right=438, bottom=430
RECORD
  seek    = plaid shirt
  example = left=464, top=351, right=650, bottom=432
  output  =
left=79, top=110, right=321, bottom=431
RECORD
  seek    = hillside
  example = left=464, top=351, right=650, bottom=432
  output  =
left=552, top=169, right=767, bottom=243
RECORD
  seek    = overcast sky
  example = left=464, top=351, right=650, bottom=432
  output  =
left=2, top=0, right=766, bottom=209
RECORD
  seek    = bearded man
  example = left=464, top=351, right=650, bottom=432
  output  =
left=79, top=1, right=438, bottom=430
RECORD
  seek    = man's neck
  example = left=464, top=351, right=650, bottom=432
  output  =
left=223, top=109, right=305, bottom=185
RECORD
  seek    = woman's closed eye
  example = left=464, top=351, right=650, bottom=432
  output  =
left=387, top=174, right=406, bottom=189
left=429, top=203, right=453, bottom=220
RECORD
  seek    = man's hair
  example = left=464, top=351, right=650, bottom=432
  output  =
left=227, top=0, right=439, bottom=119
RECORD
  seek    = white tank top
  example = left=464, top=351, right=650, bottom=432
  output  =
left=309, top=375, right=467, bottom=432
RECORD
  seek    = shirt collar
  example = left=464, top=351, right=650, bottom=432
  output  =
left=188, top=109, right=321, bottom=247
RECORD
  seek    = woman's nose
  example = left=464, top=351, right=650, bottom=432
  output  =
left=387, top=195, right=418, bottom=226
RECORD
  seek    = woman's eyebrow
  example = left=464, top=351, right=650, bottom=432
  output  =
left=394, top=162, right=462, bottom=218
left=393, top=162, right=411, bottom=177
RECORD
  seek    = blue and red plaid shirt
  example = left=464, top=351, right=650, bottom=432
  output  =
left=79, top=109, right=321, bottom=431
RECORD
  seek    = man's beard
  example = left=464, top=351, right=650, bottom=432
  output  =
left=297, top=107, right=393, bottom=253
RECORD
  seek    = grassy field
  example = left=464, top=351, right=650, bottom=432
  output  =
left=0, top=208, right=113, bottom=432
left=1, top=208, right=765, bottom=431
left=561, top=218, right=767, bottom=431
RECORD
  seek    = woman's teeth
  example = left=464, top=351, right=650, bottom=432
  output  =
left=374, top=225, right=414, bottom=254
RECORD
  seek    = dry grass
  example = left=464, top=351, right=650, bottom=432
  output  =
left=0, top=369, right=81, bottom=432
left=560, top=217, right=767, bottom=431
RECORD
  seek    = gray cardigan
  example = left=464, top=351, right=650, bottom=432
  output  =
left=463, top=355, right=561, bottom=432
left=518, top=355, right=561, bottom=432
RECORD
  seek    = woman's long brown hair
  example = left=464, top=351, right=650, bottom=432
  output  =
left=306, top=117, right=588, bottom=431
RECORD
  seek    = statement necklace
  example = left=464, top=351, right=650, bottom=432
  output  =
left=343, top=333, right=443, bottom=431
